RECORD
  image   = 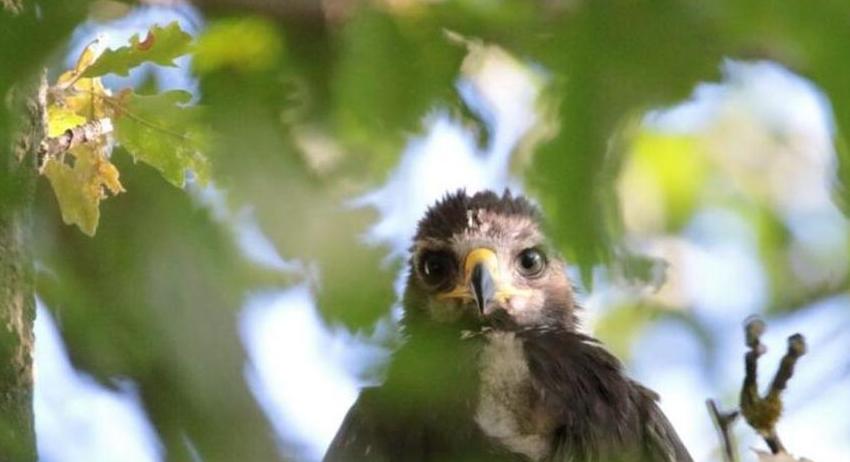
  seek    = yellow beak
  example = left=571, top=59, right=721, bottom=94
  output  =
left=439, top=248, right=520, bottom=313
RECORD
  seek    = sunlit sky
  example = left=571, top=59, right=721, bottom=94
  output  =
left=33, top=5, right=850, bottom=462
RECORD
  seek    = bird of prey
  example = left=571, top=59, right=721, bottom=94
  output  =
left=324, top=190, right=692, bottom=462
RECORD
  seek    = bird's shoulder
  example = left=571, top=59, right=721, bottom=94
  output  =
left=324, top=371, right=513, bottom=462
left=631, top=381, right=693, bottom=462
left=322, top=388, right=385, bottom=462
left=516, top=326, right=692, bottom=462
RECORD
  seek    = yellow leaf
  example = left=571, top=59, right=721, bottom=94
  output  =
left=64, top=77, right=111, bottom=120
left=43, top=158, right=98, bottom=236
left=46, top=106, right=86, bottom=137
left=96, top=156, right=125, bottom=195
left=41, top=144, right=124, bottom=236
left=57, top=37, right=103, bottom=88
left=53, top=40, right=112, bottom=121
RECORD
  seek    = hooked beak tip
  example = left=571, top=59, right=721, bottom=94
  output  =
left=470, top=263, right=496, bottom=314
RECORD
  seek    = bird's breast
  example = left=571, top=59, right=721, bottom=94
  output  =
left=475, top=331, right=554, bottom=461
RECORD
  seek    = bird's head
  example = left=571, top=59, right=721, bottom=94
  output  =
left=402, top=190, right=577, bottom=331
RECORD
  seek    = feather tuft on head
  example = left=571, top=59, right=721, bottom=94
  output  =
left=415, top=189, right=540, bottom=242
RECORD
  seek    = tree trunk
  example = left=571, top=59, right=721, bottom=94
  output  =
left=0, top=73, right=44, bottom=462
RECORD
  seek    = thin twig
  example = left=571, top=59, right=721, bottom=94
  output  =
left=38, top=118, right=113, bottom=169
left=741, top=316, right=766, bottom=429
left=768, top=334, right=807, bottom=399
left=706, top=399, right=740, bottom=462
left=71, top=89, right=197, bottom=143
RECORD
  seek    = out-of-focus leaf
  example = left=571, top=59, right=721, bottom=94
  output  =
left=112, top=89, right=209, bottom=187
left=197, top=26, right=399, bottom=329
left=594, top=302, right=715, bottom=365
left=594, top=304, right=657, bottom=361
left=713, top=0, right=850, bottom=217
left=35, top=154, right=283, bottom=460
left=42, top=144, right=124, bottom=236
left=193, top=17, right=283, bottom=74
left=87, top=0, right=132, bottom=22
left=313, top=209, right=399, bottom=328
left=747, top=205, right=843, bottom=315
left=527, top=0, right=722, bottom=285
left=0, top=0, right=87, bottom=91
left=621, top=131, right=707, bottom=232
left=331, top=7, right=465, bottom=177
left=82, top=21, right=191, bottom=78
left=617, top=253, right=669, bottom=291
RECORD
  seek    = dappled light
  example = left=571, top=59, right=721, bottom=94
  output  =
left=1, top=1, right=849, bottom=462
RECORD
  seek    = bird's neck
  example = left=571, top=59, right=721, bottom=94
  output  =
left=388, top=322, right=633, bottom=415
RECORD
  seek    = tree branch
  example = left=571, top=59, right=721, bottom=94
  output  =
left=0, top=70, right=45, bottom=462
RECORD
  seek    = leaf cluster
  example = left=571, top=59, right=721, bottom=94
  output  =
left=42, top=22, right=207, bottom=235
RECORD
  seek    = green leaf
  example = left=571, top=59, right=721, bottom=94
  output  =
left=112, top=90, right=209, bottom=187
left=35, top=154, right=284, bottom=460
left=82, top=21, right=192, bottom=78
left=331, top=8, right=465, bottom=177
left=526, top=0, right=722, bottom=286
left=193, top=17, right=283, bottom=74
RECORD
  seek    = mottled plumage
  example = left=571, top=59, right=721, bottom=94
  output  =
left=324, top=190, right=691, bottom=462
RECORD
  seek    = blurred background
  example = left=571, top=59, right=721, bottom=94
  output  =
left=2, top=0, right=850, bottom=461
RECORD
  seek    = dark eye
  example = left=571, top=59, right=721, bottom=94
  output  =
left=419, top=251, right=456, bottom=288
left=517, top=248, right=546, bottom=276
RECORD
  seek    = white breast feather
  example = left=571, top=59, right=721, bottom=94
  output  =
left=475, top=332, right=549, bottom=461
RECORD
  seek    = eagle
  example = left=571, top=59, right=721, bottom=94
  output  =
left=324, top=190, right=692, bottom=462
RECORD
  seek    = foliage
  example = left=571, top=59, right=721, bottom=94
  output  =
left=81, top=22, right=192, bottom=78
left=112, top=89, right=209, bottom=187
left=3, top=0, right=850, bottom=461
left=193, top=17, right=283, bottom=74
left=41, top=23, right=207, bottom=234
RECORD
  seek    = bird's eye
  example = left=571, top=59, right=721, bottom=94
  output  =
left=517, top=248, right=546, bottom=276
left=419, top=251, right=456, bottom=288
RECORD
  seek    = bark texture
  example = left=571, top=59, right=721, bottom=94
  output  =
left=0, top=74, right=43, bottom=462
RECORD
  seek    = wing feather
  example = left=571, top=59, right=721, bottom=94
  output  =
left=636, top=384, right=693, bottom=462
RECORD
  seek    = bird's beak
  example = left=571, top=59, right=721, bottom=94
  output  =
left=438, top=247, right=528, bottom=314
left=466, top=248, right=498, bottom=314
